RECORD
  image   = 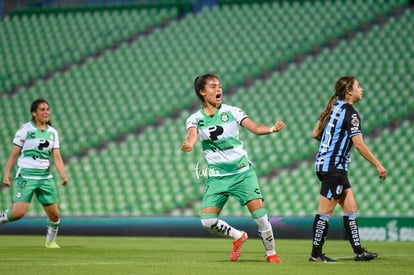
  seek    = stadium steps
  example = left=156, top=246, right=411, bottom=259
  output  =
left=1, top=1, right=413, bottom=217
left=0, top=0, right=409, bottom=161
left=0, top=5, right=180, bottom=94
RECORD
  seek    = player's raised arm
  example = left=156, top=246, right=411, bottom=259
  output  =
left=241, top=117, right=285, bottom=135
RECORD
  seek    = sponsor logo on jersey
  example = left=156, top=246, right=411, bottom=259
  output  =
left=195, top=161, right=207, bottom=179
left=351, top=113, right=359, bottom=127
left=238, top=163, right=247, bottom=169
left=208, top=168, right=220, bottom=177
left=351, top=126, right=360, bottom=133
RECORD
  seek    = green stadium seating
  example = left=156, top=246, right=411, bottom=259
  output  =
left=0, top=7, right=180, bottom=93
left=0, top=1, right=412, bottom=217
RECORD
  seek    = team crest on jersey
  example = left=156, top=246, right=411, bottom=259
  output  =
left=351, top=114, right=359, bottom=127
left=221, top=112, right=229, bottom=122
left=49, top=133, right=55, bottom=141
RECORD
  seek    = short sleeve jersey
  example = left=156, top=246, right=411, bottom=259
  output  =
left=185, top=104, right=250, bottom=177
left=13, top=121, right=60, bottom=179
left=315, top=100, right=362, bottom=172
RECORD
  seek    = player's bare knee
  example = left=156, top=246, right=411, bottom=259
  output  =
left=48, top=214, right=60, bottom=222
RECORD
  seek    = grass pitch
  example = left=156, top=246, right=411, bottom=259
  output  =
left=0, top=235, right=413, bottom=275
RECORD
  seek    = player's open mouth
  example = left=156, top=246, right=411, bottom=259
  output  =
left=216, top=94, right=221, bottom=99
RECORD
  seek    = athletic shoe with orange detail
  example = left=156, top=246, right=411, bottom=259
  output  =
left=230, top=231, right=248, bottom=261
left=267, top=254, right=282, bottom=263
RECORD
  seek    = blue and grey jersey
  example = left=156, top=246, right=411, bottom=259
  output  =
left=315, top=100, right=362, bottom=172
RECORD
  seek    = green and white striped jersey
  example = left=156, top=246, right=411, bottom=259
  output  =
left=186, top=104, right=251, bottom=177
left=12, top=121, right=60, bottom=179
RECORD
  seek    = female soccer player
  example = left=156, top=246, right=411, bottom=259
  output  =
left=309, top=76, right=386, bottom=262
left=1, top=99, right=68, bottom=248
left=181, top=73, right=285, bottom=263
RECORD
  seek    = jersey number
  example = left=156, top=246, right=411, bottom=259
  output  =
left=321, top=131, right=332, bottom=153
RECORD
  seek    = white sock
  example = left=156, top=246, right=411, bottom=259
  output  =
left=0, top=210, right=10, bottom=224
left=254, top=214, right=276, bottom=256
left=46, top=220, right=60, bottom=242
left=201, top=218, right=243, bottom=240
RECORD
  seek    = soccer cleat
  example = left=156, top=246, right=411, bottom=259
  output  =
left=267, top=254, right=282, bottom=263
left=308, top=254, right=337, bottom=263
left=354, top=249, right=378, bottom=261
left=45, top=241, right=61, bottom=248
left=230, top=231, right=248, bottom=261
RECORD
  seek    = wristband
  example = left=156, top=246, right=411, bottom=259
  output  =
left=269, top=126, right=275, bottom=133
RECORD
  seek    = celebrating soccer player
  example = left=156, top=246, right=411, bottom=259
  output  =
left=182, top=72, right=285, bottom=263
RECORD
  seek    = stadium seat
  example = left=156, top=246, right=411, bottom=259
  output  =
left=0, top=1, right=412, bottom=217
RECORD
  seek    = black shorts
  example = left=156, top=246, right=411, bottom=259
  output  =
left=316, top=171, right=351, bottom=200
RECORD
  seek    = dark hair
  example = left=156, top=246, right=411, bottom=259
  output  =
left=194, top=72, right=219, bottom=103
left=31, top=98, right=52, bottom=126
left=315, top=76, right=356, bottom=140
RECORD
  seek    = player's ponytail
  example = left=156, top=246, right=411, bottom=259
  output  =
left=194, top=76, right=204, bottom=103
left=315, top=94, right=337, bottom=140
left=315, top=76, right=355, bottom=140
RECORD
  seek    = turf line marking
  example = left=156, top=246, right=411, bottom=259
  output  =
left=45, top=262, right=141, bottom=266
